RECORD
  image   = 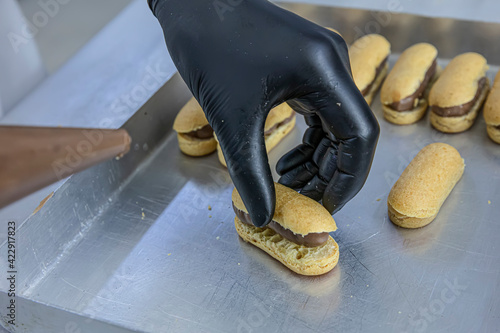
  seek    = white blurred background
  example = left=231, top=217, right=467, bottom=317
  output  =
left=18, top=0, right=134, bottom=73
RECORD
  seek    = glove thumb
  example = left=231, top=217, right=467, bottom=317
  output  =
left=212, top=104, right=275, bottom=227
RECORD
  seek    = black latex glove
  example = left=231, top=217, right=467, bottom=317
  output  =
left=149, top=0, right=379, bottom=227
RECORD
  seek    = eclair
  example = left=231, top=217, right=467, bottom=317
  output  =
left=388, top=143, right=465, bottom=229
left=173, top=97, right=216, bottom=156
left=381, top=43, right=439, bottom=125
left=349, top=34, right=391, bottom=105
left=429, top=53, right=490, bottom=133
left=483, top=70, right=500, bottom=144
left=216, top=103, right=296, bottom=167
left=233, top=182, right=339, bottom=276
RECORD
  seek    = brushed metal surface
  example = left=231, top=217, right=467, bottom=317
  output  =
left=0, top=0, right=173, bottom=227
left=282, top=0, right=500, bottom=24
left=1, top=3, right=500, bottom=333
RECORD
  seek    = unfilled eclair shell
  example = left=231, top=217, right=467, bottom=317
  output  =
left=483, top=70, right=500, bottom=144
left=381, top=43, right=438, bottom=125
left=388, top=143, right=465, bottom=228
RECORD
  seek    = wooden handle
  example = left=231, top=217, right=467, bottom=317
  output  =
left=0, top=126, right=131, bottom=208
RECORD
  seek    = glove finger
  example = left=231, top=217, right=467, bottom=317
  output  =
left=311, top=137, right=335, bottom=167
left=300, top=146, right=338, bottom=201
left=214, top=104, right=275, bottom=227
left=278, top=134, right=334, bottom=200
left=299, top=175, right=327, bottom=201
left=278, top=160, right=318, bottom=190
left=313, top=72, right=379, bottom=213
left=276, top=126, right=323, bottom=175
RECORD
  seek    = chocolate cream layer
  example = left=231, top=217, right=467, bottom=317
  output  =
left=361, top=56, right=389, bottom=96
left=432, top=77, right=487, bottom=117
left=264, top=113, right=295, bottom=138
left=185, top=124, right=214, bottom=139
left=232, top=203, right=329, bottom=247
left=185, top=113, right=294, bottom=140
left=389, top=59, right=437, bottom=111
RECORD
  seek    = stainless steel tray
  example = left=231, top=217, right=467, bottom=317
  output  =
left=1, top=3, right=500, bottom=333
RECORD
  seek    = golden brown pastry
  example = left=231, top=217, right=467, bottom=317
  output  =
left=381, top=43, right=438, bottom=125
left=349, top=34, right=391, bottom=105
left=429, top=53, right=490, bottom=133
left=173, top=97, right=216, bottom=156
left=216, top=103, right=296, bottom=167
left=483, top=70, right=500, bottom=144
left=233, top=182, right=339, bottom=276
left=388, top=143, right=465, bottom=228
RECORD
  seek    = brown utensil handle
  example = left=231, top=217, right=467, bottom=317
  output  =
left=0, top=126, right=131, bottom=209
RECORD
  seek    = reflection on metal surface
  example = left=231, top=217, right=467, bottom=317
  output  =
left=1, top=3, right=500, bottom=333
left=279, top=3, right=500, bottom=62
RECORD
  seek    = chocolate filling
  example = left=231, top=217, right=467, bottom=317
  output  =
left=389, top=59, right=438, bottom=111
left=185, top=124, right=214, bottom=139
left=232, top=203, right=329, bottom=247
left=432, top=77, right=487, bottom=117
left=264, top=113, right=295, bottom=137
left=361, top=56, right=389, bottom=96
left=184, top=114, right=294, bottom=140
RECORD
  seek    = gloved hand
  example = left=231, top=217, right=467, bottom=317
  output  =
left=149, top=0, right=379, bottom=227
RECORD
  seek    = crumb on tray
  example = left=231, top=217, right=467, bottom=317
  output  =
left=33, top=192, right=54, bottom=215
